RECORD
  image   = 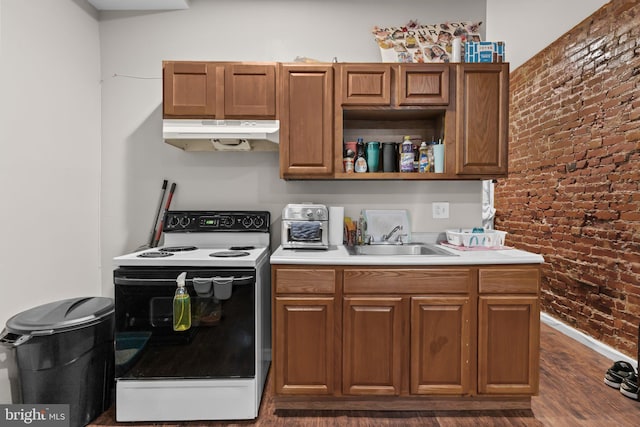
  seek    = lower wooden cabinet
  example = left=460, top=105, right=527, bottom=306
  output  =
left=477, top=266, right=541, bottom=395
left=272, top=267, right=337, bottom=395
left=343, top=297, right=403, bottom=395
left=271, top=264, right=540, bottom=410
left=274, top=297, right=335, bottom=395
left=411, top=296, right=471, bottom=395
left=478, top=295, right=539, bottom=395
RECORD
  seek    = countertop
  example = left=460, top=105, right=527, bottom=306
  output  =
left=270, top=244, right=544, bottom=266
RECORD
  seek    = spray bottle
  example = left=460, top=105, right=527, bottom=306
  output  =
left=173, top=272, right=191, bottom=331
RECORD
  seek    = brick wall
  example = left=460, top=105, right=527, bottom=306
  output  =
left=495, top=1, right=640, bottom=357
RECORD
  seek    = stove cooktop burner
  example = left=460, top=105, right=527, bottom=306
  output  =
left=209, top=251, right=250, bottom=258
left=159, top=246, right=198, bottom=252
left=138, top=251, right=174, bottom=258
left=229, top=246, right=255, bottom=251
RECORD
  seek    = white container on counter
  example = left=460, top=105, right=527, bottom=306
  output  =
left=329, top=206, right=344, bottom=245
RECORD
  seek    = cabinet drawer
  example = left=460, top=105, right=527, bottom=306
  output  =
left=398, top=64, right=449, bottom=105
left=344, top=268, right=472, bottom=294
left=478, top=267, right=540, bottom=294
left=340, top=65, right=391, bottom=105
left=275, top=268, right=336, bottom=294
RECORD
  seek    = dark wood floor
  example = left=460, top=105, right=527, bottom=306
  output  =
left=90, top=323, right=640, bottom=426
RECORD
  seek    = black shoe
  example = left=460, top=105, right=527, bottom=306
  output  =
left=604, top=361, right=636, bottom=389
left=620, top=372, right=639, bottom=400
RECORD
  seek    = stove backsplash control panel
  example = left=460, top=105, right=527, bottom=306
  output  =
left=164, top=211, right=271, bottom=233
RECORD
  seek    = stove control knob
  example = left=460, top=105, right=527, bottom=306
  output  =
left=242, top=217, right=253, bottom=228
left=253, top=216, right=265, bottom=228
left=168, top=216, right=180, bottom=227
left=179, top=217, right=190, bottom=227
left=316, top=209, right=324, bottom=218
left=305, top=209, right=313, bottom=218
left=222, top=216, right=233, bottom=227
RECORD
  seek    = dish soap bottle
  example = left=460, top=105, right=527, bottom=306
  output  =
left=418, top=141, right=429, bottom=173
left=173, top=272, right=191, bottom=331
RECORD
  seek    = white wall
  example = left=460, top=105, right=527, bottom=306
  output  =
left=0, top=0, right=101, bottom=402
left=486, top=0, right=609, bottom=70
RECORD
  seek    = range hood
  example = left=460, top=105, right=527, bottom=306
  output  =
left=163, top=119, right=280, bottom=152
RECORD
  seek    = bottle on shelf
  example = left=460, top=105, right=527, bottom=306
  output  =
left=400, top=136, right=414, bottom=173
left=418, top=142, right=429, bottom=173
left=427, top=140, right=435, bottom=172
left=354, top=137, right=367, bottom=173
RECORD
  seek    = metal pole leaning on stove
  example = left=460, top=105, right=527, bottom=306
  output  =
left=152, top=182, right=176, bottom=247
left=148, top=179, right=168, bottom=247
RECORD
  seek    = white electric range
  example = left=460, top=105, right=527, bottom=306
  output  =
left=112, top=210, right=271, bottom=422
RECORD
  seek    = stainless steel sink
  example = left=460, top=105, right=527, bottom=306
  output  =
left=346, top=243, right=455, bottom=256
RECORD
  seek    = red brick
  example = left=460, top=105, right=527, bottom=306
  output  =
left=496, top=0, right=640, bottom=356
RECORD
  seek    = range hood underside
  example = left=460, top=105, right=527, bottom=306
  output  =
left=164, top=138, right=279, bottom=152
left=163, top=119, right=280, bottom=152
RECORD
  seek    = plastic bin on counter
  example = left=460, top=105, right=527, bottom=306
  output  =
left=0, top=297, right=115, bottom=427
left=445, top=229, right=507, bottom=248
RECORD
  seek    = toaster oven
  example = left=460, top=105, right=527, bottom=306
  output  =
left=281, top=203, right=329, bottom=249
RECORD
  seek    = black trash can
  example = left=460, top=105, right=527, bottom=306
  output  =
left=0, top=297, right=114, bottom=427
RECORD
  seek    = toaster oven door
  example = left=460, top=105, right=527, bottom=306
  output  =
left=282, top=220, right=328, bottom=248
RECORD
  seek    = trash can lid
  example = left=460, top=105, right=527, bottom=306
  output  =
left=5, top=297, right=114, bottom=336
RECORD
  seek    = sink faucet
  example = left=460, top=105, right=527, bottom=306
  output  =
left=382, top=225, right=403, bottom=242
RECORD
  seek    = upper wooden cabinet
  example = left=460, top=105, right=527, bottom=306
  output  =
left=224, top=64, right=276, bottom=117
left=455, top=63, right=509, bottom=176
left=279, top=64, right=334, bottom=179
left=163, top=61, right=276, bottom=119
left=398, top=64, right=450, bottom=105
left=337, top=63, right=449, bottom=106
left=163, top=61, right=218, bottom=117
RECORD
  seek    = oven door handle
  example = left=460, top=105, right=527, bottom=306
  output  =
left=114, top=276, right=255, bottom=285
left=114, top=277, right=179, bottom=285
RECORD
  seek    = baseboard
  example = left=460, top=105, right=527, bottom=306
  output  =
left=541, top=312, right=637, bottom=368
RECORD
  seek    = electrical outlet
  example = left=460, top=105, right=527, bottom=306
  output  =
left=432, top=202, right=450, bottom=219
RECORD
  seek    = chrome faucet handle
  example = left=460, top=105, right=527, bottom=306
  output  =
left=395, top=233, right=408, bottom=244
left=382, top=224, right=403, bottom=242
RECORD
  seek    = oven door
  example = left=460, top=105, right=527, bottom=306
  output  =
left=114, top=266, right=255, bottom=380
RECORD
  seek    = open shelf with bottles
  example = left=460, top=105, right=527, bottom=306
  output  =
left=336, top=108, right=457, bottom=179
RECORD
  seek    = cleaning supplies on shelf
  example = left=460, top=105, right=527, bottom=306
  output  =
left=400, top=136, right=414, bottom=172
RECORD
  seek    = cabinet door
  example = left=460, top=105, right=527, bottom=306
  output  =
left=163, top=61, right=218, bottom=117
left=398, top=64, right=449, bottom=105
left=224, top=64, right=276, bottom=118
left=455, top=64, right=509, bottom=176
left=478, top=295, right=539, bottom=395
left=410, top=296, right=471, bottom=395
left=279, top=64, right=334, bottom=178
left=343, top=297, right=403, bottom=396
left=274, top=297, right=335, bottom=395
left=339, top=64, right=391, bottom=105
